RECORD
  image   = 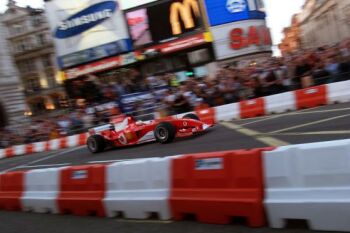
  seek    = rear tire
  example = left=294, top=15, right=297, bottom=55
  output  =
left=182, top=113, right=200, bottom=121
left=154, top=122, right=176, bottom=144
left=87, top=135, right=106, bottom=153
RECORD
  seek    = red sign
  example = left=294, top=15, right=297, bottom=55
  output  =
left=136, top=33, right=208, bottom=59
left=230, top=26, right=272, bottom=50
left=65, top=53, right=136, bottom=79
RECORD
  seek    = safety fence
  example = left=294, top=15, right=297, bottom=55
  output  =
left=1, top=139, right=350, bottom=232
left=1, top=79, right=350, bottom=160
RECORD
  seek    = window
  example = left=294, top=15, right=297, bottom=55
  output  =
left=42, top=56, right=52, bottom=67
left=31, top=16, right=42, bottom=27
left=36, top=34, right=46, bottom=46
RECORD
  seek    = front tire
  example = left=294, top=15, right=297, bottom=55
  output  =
left=87, top=135, right=106, bottom=153
left=154, top=122, right=176, bottom=144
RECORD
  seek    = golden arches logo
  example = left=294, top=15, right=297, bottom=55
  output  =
left=170, top=0, right=200, bottom=35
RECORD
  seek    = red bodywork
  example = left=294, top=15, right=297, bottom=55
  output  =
left=88, top=115, right=213, bottom=148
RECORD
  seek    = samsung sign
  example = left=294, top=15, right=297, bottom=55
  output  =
left=45, top=0, right=131, bottom=69
left=204, top=0, right=266, bottom=26
left=55, top=1, right=117, bottom=39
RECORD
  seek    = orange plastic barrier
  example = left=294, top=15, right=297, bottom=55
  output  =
left=239, top=98, right=266, bottom=119
left=195, top=104, right=216, bottom=125
left=78, top=133, right=87, bottom=146
left=57, top=165, right=106, bottom=216
left=5, top=147, right=14, bottom=158
left=59, top=137, right=68, bottom=149
left=170, top=148, right=272, bottom=226
left=25, top=144, right=34, bottom=154
left=295, top=85, right=327, bottom=109
left=0, top=171, right=25, bottom=211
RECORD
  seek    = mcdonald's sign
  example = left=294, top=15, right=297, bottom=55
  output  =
left=126, top=0, right=204, bottom=49
left=170, top=0, right=200, bottom=35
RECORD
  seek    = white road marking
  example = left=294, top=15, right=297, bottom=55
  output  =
left=239, top=115, right=283, bottom=126
left=269, top=114, right=350, bottom=134
left=266, top=130, right=350, bottom=136
left=2, top=146, right=84, bottom=172
left=220, top=122, right=290, bottom=147
left=87, top=158, right=140, bottom=164
left=16, top=163, right=71, bottom=169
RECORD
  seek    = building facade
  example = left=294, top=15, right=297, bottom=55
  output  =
left=298, top=0, right=350, bottom=49
left=1, top=0, right=67, bottom=117
left=279, top=14, right=301, bottom=56
left=0, top=9, right=27, bottom=127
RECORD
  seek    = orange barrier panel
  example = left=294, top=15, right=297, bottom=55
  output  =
left=57, top=165, right=106, bottom=216
left=78, top=133, right=87, bottom=146
left=239, top=98, right=266, bottom=119
left=170, top=148, right=272, bottom=226
left=295, top=85, right=327, bottom=109
left=195, top=104, right=216, bottom=125
left=0, top=171, right=25, bottom=211
left=25, top=144, right=34, bottom=154
left=5, top=147, right=14, bottom=158
left=59, top=137, right=68, bottom=149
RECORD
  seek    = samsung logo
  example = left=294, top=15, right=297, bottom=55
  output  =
left=55, top=1, right=118, bottom=39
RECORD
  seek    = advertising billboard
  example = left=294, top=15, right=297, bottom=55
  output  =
left=45, top=0, right=132, bottom=69
left=204, top=0, right=266, bottom=26
left=126, top=0, right=204, bottom=49
left=211, top=19, right=272, bottom=60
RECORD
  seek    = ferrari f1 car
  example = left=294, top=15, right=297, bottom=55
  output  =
left=86, top=114, right=213, bottom=153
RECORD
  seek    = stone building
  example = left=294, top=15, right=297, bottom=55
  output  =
left=0, top=11, right=27, bottom=127
left=298, top=0, right=350, bottom=49
left=1, top=0, right=67, bottom=117
left=279, top=14, right=301, bottom=55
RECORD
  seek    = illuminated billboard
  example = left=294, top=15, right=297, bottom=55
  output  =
left=45, top=0, right=132, bottom=69
left=204, top=0, right=266, bottom=26
left=126, top=0, right=204, bottom=49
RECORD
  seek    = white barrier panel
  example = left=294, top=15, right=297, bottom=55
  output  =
left=104, top=157, right=174, bottom=220
left=215, top=103, right=239, bottom=121
left=0, top=149, right=5, bottom=159
left=67, top=135, right=79, bottom=148
left=48, top=139, right=60, bottom=151
left=22, top=167, right=63, bottom=214
left=13, top=145, right=25, bottom=156
left=264, top=139, right=350, bottom=232
left=33, top=142, right=46, bottom=153
left=265, top=92, right=296, bottom=114
left=327, top=80, right=350, bottom=104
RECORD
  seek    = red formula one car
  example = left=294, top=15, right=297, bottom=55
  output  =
left=86, top=114, right=213, bottom=153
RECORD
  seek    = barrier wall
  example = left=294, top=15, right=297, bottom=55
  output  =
left=1, top=80, right=350, bottom=160
left=0, top=139, right=350, bottom=231
left=57, top=165, right=106, bottom=216
left=264, top=139, right=350, bottom=232
left=170, top=149, right=271, bottom=226
left=104, top=157, right=174, bottom=220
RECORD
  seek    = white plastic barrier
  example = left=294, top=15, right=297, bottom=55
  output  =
left=327, top=80, right=350, bottom=104
left=104, top=157, right=174, bottom=220
left=0, top=149, right=5, bottom=159
left=13, top=145, right=26, bottom=156
left=33, top=141, right=46, bottom=153
left=67, top=135, right=79, bottom=148
left=215, top=103, right=239, bottom=121
left=264, top=139, right=350, bottom=232
left=265, top=92, right=296, bottom=114
left=48, top=139, right=60, bottom=151
left=22, top=167, right=63, bottom=214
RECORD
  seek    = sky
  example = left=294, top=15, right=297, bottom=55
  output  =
left=0, top=0, right=305, bottom=54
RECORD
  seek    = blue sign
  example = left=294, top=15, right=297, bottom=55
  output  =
left=57, top=39, right=132, bottom=69
left=55, top=1, right=118, bottom=39
left=204, top=0, right=266, bottom=26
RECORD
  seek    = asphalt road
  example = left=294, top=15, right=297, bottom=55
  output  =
left=1, top=102, right=350, bottom=233
left=1, top=102, right=350, bottom=172
left=0, top=211, right=338, bottom=233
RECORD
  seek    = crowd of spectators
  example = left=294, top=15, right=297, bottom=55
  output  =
left=1, top=39, right=350, bottom=148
